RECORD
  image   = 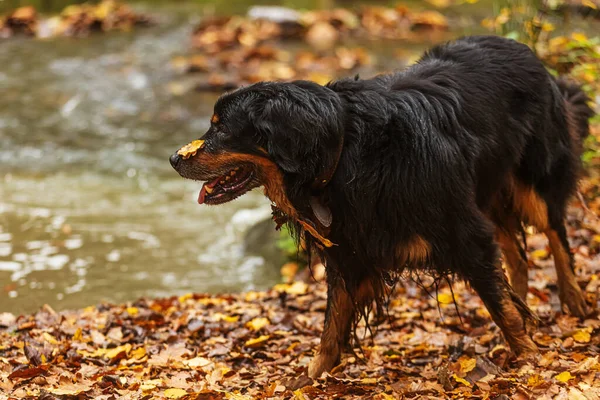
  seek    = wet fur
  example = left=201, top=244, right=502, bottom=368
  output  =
left=172, top=35, right=595, bottom=377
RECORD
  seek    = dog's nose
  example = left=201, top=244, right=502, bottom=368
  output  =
left=169, top=153, right=181, bottom=168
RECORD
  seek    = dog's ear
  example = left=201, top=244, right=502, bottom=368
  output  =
left=248, top=81, right=344, bottom=184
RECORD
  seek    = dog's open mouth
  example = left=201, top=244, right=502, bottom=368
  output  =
left=198, top=166, right=256, bottom=205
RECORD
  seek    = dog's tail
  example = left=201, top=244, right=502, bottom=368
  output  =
left=555, top=77, right=595, bottom=142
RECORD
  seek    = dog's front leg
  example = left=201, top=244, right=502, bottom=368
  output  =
left=307, top=270, right=354, bottom=378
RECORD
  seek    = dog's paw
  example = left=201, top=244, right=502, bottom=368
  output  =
left=307, top=352, right=338, bottom=379
left=511, top=335, right=539, bottom=358
left=560, top=287, right=589, bottom=320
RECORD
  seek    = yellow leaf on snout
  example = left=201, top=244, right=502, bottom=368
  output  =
left=177, top=140, right=205, bottom=159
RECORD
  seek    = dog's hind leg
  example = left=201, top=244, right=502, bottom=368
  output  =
left=545, top=222, right=588, bottom=318
left=513, top=179, right=588, bottom=318
left=307, top=270, right=375, bottom=378
left=496, top=215, right=529, bottom=301
left=458, top=216, right=538, bottom=356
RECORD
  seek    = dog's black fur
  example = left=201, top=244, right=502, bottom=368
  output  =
left=171, top=35, right=595, bottom=377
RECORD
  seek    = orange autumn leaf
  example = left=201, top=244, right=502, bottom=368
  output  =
left=244, top=335, right=270, bottom=348
left=177, top=140, right=205, bottom=159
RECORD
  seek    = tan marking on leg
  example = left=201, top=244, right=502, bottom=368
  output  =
left=396, top=235, right=431, bottom=265
left=308, top=287, right=352, bottom=378
left=308, top=279, right=375, bottom=378
left=510, top=179, right=549, bottom=230
left=545, top=229, right=588, bottom=318
left=496, top=229, right=529, bottom=300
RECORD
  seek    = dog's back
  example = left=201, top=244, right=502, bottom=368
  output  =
left=406, top=36, right=592, bottom=207
left=330, top=35, right=592, bottom=219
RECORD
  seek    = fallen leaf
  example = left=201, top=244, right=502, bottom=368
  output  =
left=47, top=382, right=93, bottom=396
left=165, top=388, right=189, bottom=399
left=528, top=374, right=544, bottom=387
left=42, top=332, right=59, bottom=345
left=8, top=366, right=48, bottom=381
left=244, top=335, right=270, bottom=348
left=573, top=329, right=591, bottom=343
left=437, top=293, right=454, bottom=305
left=212, top=313, right=240, bottom=323
left=459, top=357, right=476, bottom=373
left=140, top=379, right=163, bottom=391
left=185, top=357, right=212, bottom=368
left=126, top=307, right=138, bottom=316
left=555, top=371, right=574, bottom=383
left=273, top=281, right=308, bottom=295
left=246, top=317, right=270, bottom=331
left=452, top=374, right=471, bottom=386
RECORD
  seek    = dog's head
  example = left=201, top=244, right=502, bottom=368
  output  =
left=170, top=80, right=344, bottom=218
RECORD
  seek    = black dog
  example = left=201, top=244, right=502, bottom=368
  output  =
left=170, top=35, right=594, bottom=378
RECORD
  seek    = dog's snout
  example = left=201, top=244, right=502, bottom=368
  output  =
left=169, top=153, right=182, bottom=168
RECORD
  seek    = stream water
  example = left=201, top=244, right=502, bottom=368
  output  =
left=0, top=0, right=569, bottom=314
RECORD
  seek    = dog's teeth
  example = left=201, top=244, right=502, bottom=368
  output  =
left=205, top=186, right=213, bottom=194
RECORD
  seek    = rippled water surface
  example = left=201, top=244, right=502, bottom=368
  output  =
left=0, top=3, right=292, bottom=314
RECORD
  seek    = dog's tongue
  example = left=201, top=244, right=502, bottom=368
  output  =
left=198, top=176, right=222, bottom=204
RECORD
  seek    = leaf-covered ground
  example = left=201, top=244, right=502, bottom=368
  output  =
left=1, top=2, right=600, bottom=400
left=2, top=176, right=600, bottom=399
